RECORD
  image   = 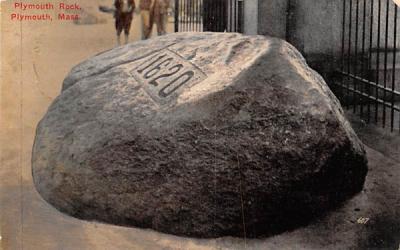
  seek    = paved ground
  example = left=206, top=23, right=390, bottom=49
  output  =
left=345, top=107, right=400, bottom=163
left=1, top=0, right=400, bottom=249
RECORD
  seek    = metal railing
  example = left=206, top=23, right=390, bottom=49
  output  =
left=174, top=0, right=244, bottom=33
left=335, top=0, right=399, bottom=132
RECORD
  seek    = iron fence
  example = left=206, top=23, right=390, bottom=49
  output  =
left=335, top=0, right=399, bottom=132
left=174, top=0, right=244, bottom=33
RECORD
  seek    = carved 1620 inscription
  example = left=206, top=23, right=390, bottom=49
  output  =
left=130, top=49, right=206, bottom=104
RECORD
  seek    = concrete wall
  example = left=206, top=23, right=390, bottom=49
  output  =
left=244, top=0, right=258, bottom=35
left=257, top=0, right=288, bottom=39
left=287, top=0, right=343, bottom=59
left=256, top=0, right=343, bottom=74
left=256, top=0, right=399, bottom=74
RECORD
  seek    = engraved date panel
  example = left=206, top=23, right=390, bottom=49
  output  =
left=130, top=49, right=207, bottom=105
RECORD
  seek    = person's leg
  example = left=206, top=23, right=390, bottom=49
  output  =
left=124, top=14, right=133, bottom=44
left=157, top=13, right=166, bottom=36
left=116, top=17, right=123, bottom=46
left=141, top=10, right=151, bottom=39
left=154, top=13, right=161, bottom=36
left=161, top=13, right=167, bottom=35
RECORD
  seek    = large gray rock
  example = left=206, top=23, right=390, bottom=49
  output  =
left=32, top=33, right=368, bottom=238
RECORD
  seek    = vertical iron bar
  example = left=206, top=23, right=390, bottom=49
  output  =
left=229, top=0, right=232, bottom=32
left=180, top=0, right=182, bottom=32
left=224, top=0, right=227, bottom=32
left=188, top=0, right=191, bottom=31
left=241, top=0, right=244, bottom=32
left=180, top=0, right=183, bottom=32
left=191, top=0, right=194, bottom=31
left=189, top=0, right=191, bottom=31
left=224, top=0, right=227, bottom=31
left=225, top=0, right=228, bottom=32
left=354, top=0, right=359, bottom=113
left=199, top=0, right=201, bottom=31
left=200, top=0, right=203, bottom=31
left=192, top=0, right=195, bottom=31
left=234, top=0, right=237, bottom=31
left=392, top=5, right=398, bottom=131
left=223, top=0, right=225, bottom=31
left=196, top=0, right=200, bottom=32
left=195, top=0, right=197, bottom=31
left=203, top=0, right=209, bottom=31
left=183, top=0, right=186, bottom=31
left=347, top=0, right=353, bottom=109
left=189, top=0, right=192, bottom=31
left=341, top=0, right=347, bottom=101
left=382, top=0, right=390, bottom=127
left=193, top=0, right=199, bottom=32
left=227, top=0, right=230, bottom=32
left=238, top=0, right=243, bottom=32
left=375, top=0, right=382, bottom=123
left=181, top=0, right=184, bottom=31
left=186, top=0, right=189, bottom=31
left=221, top=0, right=224, bottom=31
left=360, top=0, right=367, bottom=118
left=367, top=0, right=374, bottom=123
left=233, top=0, right=236, bottom=32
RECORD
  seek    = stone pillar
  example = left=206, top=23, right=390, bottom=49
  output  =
left=243, top=0, right=258, bottom=35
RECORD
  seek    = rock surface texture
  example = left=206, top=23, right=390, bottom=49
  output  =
left=32, top=33, right=368, bottom=238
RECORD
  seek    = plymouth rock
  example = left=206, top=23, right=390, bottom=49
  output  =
left=32, top=33, right=368, bottom=238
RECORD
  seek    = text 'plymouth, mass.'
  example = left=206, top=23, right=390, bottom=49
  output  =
left=10, top=2, right=81, bottom=21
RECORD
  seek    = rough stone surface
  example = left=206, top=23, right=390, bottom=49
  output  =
left=32, top=33, right=368, bottom=238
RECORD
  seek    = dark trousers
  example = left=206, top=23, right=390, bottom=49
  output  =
left=115, top=12, right=133, bottom=35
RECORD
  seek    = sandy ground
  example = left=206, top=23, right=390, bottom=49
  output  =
left=1, top=0, right=400, bottom=249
